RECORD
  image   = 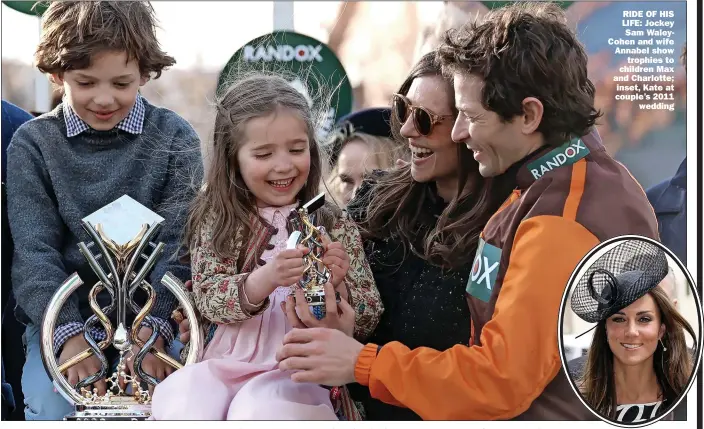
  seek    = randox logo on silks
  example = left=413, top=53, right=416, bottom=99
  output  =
left=466, top=237, right=502, bottom=303
left=526, top=137, right=590, bottom=180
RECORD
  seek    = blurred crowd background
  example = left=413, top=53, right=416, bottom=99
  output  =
left=2, top=1, right=687, bottom=190
left=1, top=0, right=691, bottom=350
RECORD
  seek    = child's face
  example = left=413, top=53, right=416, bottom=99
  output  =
left=55, top=50, right=147, bottom=131
left=237, top=108, right=311, bottom=208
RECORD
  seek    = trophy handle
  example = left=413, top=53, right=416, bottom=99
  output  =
left=80, top=222, right=120, bottom=288
left=40, top=272, right=203, bottom=407
left=40, top=273, right=88, bottom=405
left=161, top=272, right=203, bottom=365
left=70, top=283, right=114, bottom=391
left=125, top=222, right=163, bottom=293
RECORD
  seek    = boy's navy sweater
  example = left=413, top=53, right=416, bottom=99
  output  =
left=7, top=99, right=203, bottom=336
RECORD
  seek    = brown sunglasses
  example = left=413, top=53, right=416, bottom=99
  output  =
left=392, top=93, right=454, bottom=136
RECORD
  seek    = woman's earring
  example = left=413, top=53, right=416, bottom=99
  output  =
left=660, top=339, right=667, bottom=352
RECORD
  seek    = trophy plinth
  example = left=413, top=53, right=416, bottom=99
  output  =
left=66, top=399, right=151, bottom=421
left=40, top=195, right=203, bottom=420
left=288, top=193, right=340, bottom=320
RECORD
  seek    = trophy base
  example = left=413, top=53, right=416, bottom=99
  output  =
left=65, top=404, right=151, bottom=421
left=298, top=291, right=341, bottom=305
left=310, top=304, right=326, bottom=320
left=66, top=414, right=148, bottom=421
left=303, top=292, right=341, bottom=321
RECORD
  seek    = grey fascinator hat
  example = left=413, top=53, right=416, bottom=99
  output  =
left=571, top=239, right=669, bottom=327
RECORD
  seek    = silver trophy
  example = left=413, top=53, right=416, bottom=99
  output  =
left=287, top=193, right=340, bottom=320
left=40, top=195, right=203, bottom=420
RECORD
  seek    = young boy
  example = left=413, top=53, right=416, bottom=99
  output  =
left=7, top=1, right=202, bottom=420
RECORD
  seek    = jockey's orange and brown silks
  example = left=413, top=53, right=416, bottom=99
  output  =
left=353, top=129, right=660, bottom=420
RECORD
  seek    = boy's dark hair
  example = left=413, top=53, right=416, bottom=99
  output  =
left=436, top=2, right=602, bottom=147
left=35, top=1, right=175, bottom=78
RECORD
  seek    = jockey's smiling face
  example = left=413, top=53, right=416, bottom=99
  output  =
left=451, top=72, right=545, bottom=178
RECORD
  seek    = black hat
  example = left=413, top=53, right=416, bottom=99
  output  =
left=323, top=108, right=393, bottom=166
left=571, top=239, right=669, bottom=325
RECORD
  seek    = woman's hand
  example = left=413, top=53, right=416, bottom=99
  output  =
left=280, top=282, right=355, bottom=337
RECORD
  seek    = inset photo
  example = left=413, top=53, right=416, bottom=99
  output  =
left=559, top=236, right=702, bottom=427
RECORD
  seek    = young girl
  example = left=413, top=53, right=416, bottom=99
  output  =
left=151, top=73, right=382, bottom=420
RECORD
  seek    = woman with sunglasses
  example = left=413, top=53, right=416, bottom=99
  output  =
left=341, top=52, right=517, bottom=420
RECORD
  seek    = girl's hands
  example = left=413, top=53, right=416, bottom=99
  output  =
left=320, top=235, right=350, bottom=287
left=246, top=245, right=310, bottom=304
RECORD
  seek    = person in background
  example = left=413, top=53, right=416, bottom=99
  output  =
left=324, top=108, right=408, bottom=207
left=8, top=1, right=201, bottom=420
left=646, top=43, right=687, bottom=266
left=1, top=100, right=35, bottom=421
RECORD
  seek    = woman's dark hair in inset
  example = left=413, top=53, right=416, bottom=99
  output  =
left=578, top=285, right=696, bottom=419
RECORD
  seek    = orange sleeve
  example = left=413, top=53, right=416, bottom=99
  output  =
left=353, top=215, right=599, bottom=420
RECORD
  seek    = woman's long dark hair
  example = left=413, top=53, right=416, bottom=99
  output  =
left=578, top=286, right=696, bottom=419
left=358, top=52, right=515, bottom=269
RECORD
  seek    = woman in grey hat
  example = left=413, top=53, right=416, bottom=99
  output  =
left=570, top=239, right=697, bottom=424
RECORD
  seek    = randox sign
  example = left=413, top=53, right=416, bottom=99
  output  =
left=2, top=1, right=47, bottom=16
left=218, top=31, right=353, bottom=138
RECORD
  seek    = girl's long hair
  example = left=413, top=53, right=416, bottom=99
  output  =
left=578, top=286, right=696, bottom=419
left=183, top=72, right=336, bottom=259
left=359, top=52, right=516, bottom=269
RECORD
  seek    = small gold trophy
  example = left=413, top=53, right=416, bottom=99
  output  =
left=287, top=193, right=340, bottom=320
left=39, top=195, right=203, bottom=420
